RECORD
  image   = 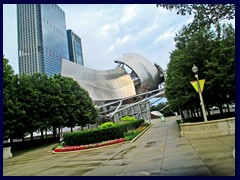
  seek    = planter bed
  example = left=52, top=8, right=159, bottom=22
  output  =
left=52, top=138, right=124, bottom=154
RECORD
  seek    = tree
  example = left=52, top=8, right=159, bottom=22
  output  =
left=27, top=73, right=53, bottom=139
left=203, top=23, right=235, bottom=113
left=3, top=59, right=98, bottom=141
left=157, top=4, right=235, bottom=32
left=165, top=23, right=235, bottom=120
left=3, top=57, right=25, bottom=141
left=3, top=57, right=15, bottom=140
left=64, top=77, right=98, bottom=130
left=16, top=75, right=39, bottom=140
left=53, top=74, right=98, bottom=133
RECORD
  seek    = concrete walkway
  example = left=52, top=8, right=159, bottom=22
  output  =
left=3, top=116, right=235, bottom=176
left=84, top=117, right=235, bottom=176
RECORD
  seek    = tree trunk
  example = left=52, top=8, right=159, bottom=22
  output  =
left=10, top=138, right=13, bottom=144
left=53, top=126, right=57, bottom=137
left=71, top=127, right=73, bottom=132
left=218, top=103, right=223, bottom=114
left=41, top=129, right=44, bottom=139
left=58, top=127, right=61, bottom=138
left=179, top=107, right=185, bottom=122
left=190, top=107, right=195, bottom=118
left=30, top=132, right=34, bottom=141
left=192, top=110, right=196, bottom=118
left=45, top=129, right=48, bottom=138
left=196, top=106, right=200, bottom=117
left=227, top=104, right=230, bottom=113
left=206, top=105, right=211, bottom=116
left=198, top=105, right=203, bottom=118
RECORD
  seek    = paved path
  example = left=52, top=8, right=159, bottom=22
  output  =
left=3, top=117, right=235, bottom=176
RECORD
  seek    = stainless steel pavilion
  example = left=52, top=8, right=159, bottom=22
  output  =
left=61, top=53, right=166, bottom=122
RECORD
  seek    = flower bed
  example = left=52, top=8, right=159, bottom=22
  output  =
left=52, top=138, right=125, bottom=153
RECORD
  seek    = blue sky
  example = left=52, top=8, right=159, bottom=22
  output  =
left=3, top=4, right=195, bottom=74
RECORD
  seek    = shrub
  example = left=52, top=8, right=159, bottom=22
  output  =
left=120, top=116, right=137, bottom=122
left=63, top=119, right=145, bottom=146
left=123, top=122, right=149, bottom=141
left=124, top=131, right=141, bottom=141
left=100, top=122, right=115, bottom=129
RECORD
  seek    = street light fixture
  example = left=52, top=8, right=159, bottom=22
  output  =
left=192, top=64, right=208, bottom=122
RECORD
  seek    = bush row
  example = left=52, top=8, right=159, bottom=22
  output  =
left=182, top=112, right=235, bottom=123
left=120, top=116, right=137, bottom=121
left=63, top=119, right=144, bottom=146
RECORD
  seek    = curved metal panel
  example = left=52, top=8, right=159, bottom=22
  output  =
left=114, top=53, right=161, bottom=92
left=61, top=59, right=136, bottom=101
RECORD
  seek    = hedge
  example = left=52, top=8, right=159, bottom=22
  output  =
left=63, top=119, right=144, bottom=146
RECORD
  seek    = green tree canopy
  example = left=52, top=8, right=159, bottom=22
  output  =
left=3, top=58, right=98, bottom=140
left=3, top=57, right=25, bottom=140
left=157, top=4, right=235, bottom=32
left=165, top=23, right=235, bottom=118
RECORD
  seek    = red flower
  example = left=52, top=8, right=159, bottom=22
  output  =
left=53, top=138, right=126, bottom=153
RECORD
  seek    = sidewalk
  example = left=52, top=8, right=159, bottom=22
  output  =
left=84, top=117, right=235, bottom=176
left=3, top=116, right=235, bottom=176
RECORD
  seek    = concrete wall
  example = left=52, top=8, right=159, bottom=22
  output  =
left=180, top=118, right=235, bottom=138
left=3, top=147, right=12, bottom=159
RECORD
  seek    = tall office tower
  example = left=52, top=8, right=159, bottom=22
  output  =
left=67, top=29, right=84, bottom=65
left=17, top=4, right=69, bottom=76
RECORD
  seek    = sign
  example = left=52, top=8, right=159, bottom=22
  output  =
left=190, top=79, right=205, bottom=92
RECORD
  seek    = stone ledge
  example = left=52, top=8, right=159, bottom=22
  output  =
left=3, top=147, right=13, bottom=159
left=180, top=117, right=235, bottom=138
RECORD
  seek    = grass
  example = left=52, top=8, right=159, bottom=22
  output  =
left=123, top=123, right=150, bottom=141
left=11, top=142, right=58, bottom=156
left=124, top=130, right=142, bottom=141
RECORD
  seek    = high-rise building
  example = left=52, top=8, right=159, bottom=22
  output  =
left=67, top=29, right=84, bottom=65
left=17, top=4, right=69, bottom=76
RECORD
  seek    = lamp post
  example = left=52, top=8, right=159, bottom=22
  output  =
left=192, top=64, right=208, bottom=122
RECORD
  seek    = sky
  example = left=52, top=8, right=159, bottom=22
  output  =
left=3, top=4, right=195, bottom=74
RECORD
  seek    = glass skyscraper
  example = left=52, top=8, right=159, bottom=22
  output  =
left=67, top=29, right=84, bottom=65
left=17, top=4, right=69, bottom=76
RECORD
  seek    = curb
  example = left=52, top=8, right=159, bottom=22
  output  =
left=233, top=148, right=235, bottom=159
left=125, top=123, right=153, bottom=143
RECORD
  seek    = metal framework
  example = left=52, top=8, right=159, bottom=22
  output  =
left=109, top=89, right=165, bottom=122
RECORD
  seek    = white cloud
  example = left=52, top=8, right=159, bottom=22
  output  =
left=141, top=23, right=159, bottom=35
left=153, top=27, right=175, bottom=45
left=8, top=4, right=234, bottom=73
left=120, top=5, right=140, bottom=24
left=108, top=35, right=131, bottom=52
left=98, top=24, right=111, bottom=38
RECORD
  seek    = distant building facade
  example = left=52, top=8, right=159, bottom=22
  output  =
left=67, top=29, right=84, bottom=65
left=17, top=4, right=69, bottom=76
